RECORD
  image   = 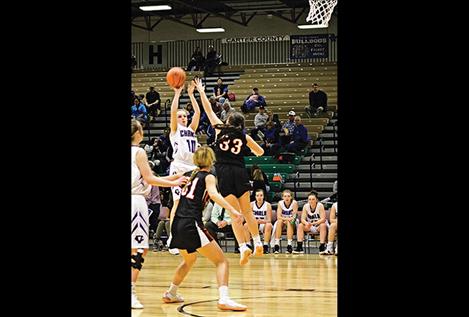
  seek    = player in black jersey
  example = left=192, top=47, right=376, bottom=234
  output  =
left=163, top=146, right=247, bottom=311
left=194, top=77, right=265, bottom=265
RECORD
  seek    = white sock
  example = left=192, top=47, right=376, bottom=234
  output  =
left=263, top=242, right=269, bottom=246
left=239, top=243, right=247, bottom=250
left=219, top=285, right=229, bottom=301
left=169, top=283, right=179, bottom=295
left=252, top=235, right=261, bottom=245
left=327, top=242, right=334, bottom=250
left=287, top=239, right=292, bottom=246
left=131, top=282, right=136, bottom=293
left=274, top=239, right=280, bottom=245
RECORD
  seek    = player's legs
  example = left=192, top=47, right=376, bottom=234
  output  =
left=326, top=222, right=337, bottom=254
left=223, top=194, right=252, bottom=265
left=273, top=220, right=284, bottom=253
left=237, top=192, right=263, bottom=256
left=197, top=241, right=247, bottom=311
left=243, top=222, right=251, bottom=243
left=162, top=249, right=197, bottom=303
left=285, top=221, right=294, bottom=253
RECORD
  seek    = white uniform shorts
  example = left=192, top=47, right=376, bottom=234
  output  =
left=131, top=195, right=149, bottom=249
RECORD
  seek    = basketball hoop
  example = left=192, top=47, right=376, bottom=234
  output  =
left=306, top=0, right=338, bottom=28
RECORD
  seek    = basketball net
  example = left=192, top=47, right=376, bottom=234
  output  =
left=306, top=0, right=338, bottom=28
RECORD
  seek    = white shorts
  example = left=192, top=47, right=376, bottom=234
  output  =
left=131, top=195, right=150, bottom=249
left=169, top=161, right=196, bottom=201
left=308, top=222, right=330, bottom=234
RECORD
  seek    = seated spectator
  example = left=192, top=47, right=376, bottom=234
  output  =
left=279, top=111, right=296, bottom=146
left=261, top=121, right=281, bottom=156
left=186, top=46, right=205, bottom=71
left=145, top=86, right=161, bottom=121
left=241, top=88, right=267, bottom=113
left=324, top=201, right=338, bottom=255
left=244, top=189, right=273, bottom=254
left=306, top=83, right=328, bottom=117
left=208, top=96, right=223, bottom=118
left=294, top=191, right=329, bottom=254
left=204, top=45, right=221, bottom=75
left=220, top=100, right=235, bottom=123
left=131, top=98, right=148, bottom=125
left=213, top=77, right=228, bottom=101
left=286, top=116, right=309, bottom=154
left=250, top=167, right=268, bottom=202
left=272, top=190, right=299, bottom=254
left=204, top=202, right=239, bottom=252
left=250, top=106, right=271, bottom=141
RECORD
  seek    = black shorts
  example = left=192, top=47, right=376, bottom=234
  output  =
left=215, top=164, right=252, bottom=198
left=169, top=217, right=214, bottom=253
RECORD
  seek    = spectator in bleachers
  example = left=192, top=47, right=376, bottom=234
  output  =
left=208, top=96, right=223, bottom=118
left=279, top=111, right=296, bottom=146
left=204, top=45, right=220, bottom=75
left=220, top=100, right=235, bottom=123
left=273, top=189, right=299, bottom=254
left=306, top=83, right=328, bottom=117
left=244, top=189, right=273, bottom=254
left=213, top=77, right=228, bottom=102
left=186, top=46, right=205, bottom=71
left=204, top=202, right=239, bottom=252
left=145, top=86, right=161, bottom=122
left=260, top=121, right=281, bottom=156
left=250, top=167, right=268, bottom=202
left=241, top=88, right=267, bottom=113
left=294, top=191, right=328, bottom=254
left=250, top=105, right=270, bottom=141
left=131, top=98, right=148, bottom=125
left=286, top=116, right=309, bottom=154
left=324, top=202, right=338, bottom=255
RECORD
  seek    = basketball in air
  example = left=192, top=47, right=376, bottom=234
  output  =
left=166, top=67, right=187, bottom=89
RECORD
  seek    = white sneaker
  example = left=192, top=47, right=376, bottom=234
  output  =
left=254, top=241, right=264, bottom=256
left=334, top=243, right=338, bottom=256
left=162, top=291, right=184, bottom=303
left=168, top=248, right=180, bottom=255
left=131, top=293, right=144, bottom=309
left=218, top=298, right=248, bottom=311
left=239, top=246, right=252, bottom=266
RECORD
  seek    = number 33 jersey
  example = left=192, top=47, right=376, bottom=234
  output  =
left=170, top=124, right=200, bottom=167
left=213, top=126, right=250, bottom=167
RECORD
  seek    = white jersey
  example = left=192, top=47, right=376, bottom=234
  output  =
left=279, top=200, right=295, bottom=217
left=251, top=201, right=269, bottom=220
left=305, top=202, right=324, bottom=224
left=131, top=146, right=151, bottom=196
left=170, top=124, right=199, bottom=169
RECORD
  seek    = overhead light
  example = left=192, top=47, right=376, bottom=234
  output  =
left=297, top=24, right=328, bottom=29
left=196, top=27, right=225, bottom=33
left=139, top=5, right=172, bottom=11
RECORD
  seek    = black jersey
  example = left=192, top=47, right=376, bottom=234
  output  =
left=213, top=127, right=250, bottom=167
left=176, top=170, right=211, bottom=222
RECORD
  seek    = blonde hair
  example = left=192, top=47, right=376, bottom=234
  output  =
left=182, top=146, right=216, bottom=191
left=282, top=189, right=292, bottom=197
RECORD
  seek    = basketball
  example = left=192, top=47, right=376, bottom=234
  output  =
left=166, top=67, right=186, bottom=89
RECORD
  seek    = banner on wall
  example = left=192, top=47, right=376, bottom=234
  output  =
left=221, top=35, right=290, bottom=44
left=290, top=34, right=328, bottom=59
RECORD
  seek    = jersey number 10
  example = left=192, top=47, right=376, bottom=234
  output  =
left=186, top=140, right=197, bottom=153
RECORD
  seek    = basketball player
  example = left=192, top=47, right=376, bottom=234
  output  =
left=294, top=190, right=329, bottom=254
left=273, top=189, right=298, bottom=254
left=163, top=146, right=247, bottom=311
left=168, top=80, right=201, bottom=251
left=131, top=119, right=187, bottom=309
left=324, top=201, right=337, bottom=255
left=194, top=77, right=265, bottom=265
left=243, top=189, right=273, bottom=254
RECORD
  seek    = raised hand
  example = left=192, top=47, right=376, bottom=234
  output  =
left=194, top=77, right=205, bottom=92
left=187, top=80, right=196, bottom=95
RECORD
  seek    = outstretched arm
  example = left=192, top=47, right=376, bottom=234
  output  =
left=136, top=149, right=187, bottom=187
left=188, top=80, right=201, bottom=132
left=194, top=77, right=223, bottom=127
left=246, top=134, right=264, bottom=157
left=170, top=87, right=184, bottom=134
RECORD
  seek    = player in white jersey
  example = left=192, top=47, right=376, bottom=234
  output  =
left=324, top=201, right=338, bottom=255
left=167, top=80, right=201, bottom=254
left=243, top=189, right=273, bottom=254
left=131, top=119, right=187, bottom=309
left=294, top=190, right=329, bottom=254
left=273, top=189, right=298, bottom=254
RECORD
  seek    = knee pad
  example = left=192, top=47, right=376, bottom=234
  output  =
left=131, top=252, right=145, bottom=270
